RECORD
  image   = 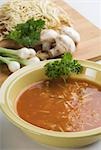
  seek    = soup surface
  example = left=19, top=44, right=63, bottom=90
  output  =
left=17, top=79, right=101, bottom=132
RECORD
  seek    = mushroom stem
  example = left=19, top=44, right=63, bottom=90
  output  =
left=37, top=51, right=49, bottom=60
left=42, top=41, right=51, bottom=51
left=57, top=35, right=76, bottom=53
left=49, top=48, right=65, bottom=58
left=40, top=29, right=58, bottom=52
left=48, top=34, right=76, bottom=58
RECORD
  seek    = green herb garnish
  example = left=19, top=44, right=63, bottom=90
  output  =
left=7, top=18, right=45, bottom=47
left=44, top=53, right=83, bottom=79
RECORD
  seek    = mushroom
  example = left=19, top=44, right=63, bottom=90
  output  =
left=40, top=29, right=59, bottom=51
left=60, top=26, right=80, bottom=43
left=36, top=51, right=49, bottom=60
left=49, top=34, right=76, bottom=58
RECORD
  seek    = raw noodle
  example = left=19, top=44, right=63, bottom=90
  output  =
left=0, top=0, right=71, bottom=41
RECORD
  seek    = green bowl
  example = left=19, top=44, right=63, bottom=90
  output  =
left=0, top=60, right=101, bottom=148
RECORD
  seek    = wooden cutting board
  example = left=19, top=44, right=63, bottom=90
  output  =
left=53, top=0, right=101, bottom=61
left=0, top=0, right=101, bottom=86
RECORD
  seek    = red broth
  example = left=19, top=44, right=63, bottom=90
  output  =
left=17, top=79, right=101, bottom=132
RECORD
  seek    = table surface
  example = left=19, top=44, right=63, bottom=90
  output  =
left=0, top=0, right=101, bottom=150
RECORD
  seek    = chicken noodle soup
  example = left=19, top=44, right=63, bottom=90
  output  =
left=17, top=79, right=101, bottom=132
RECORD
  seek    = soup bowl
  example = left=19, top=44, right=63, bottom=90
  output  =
left=0, top=60, right=101, bottom=148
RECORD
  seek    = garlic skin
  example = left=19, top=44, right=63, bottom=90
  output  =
left=8, top=61, right=20, bottom=72
left=61, top=26, right=80, bottom=43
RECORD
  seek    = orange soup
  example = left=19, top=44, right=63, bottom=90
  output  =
left=17, top=79, right=101, bottom=132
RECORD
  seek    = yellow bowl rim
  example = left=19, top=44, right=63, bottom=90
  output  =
left=0, top=60, right=101, bottom=138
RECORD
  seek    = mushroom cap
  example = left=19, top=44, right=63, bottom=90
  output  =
left=61, top=26, right=80, bottom=43
left=40, top=29, right=58, bottom=42
left=56, top=34, right=76, bottom=53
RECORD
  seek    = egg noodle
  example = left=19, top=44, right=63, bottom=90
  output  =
left=0, top=0, right=71, bottom=41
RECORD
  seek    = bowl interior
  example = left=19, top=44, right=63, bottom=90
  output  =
left=8, top=68, right=46, bottom=113
left=0, top=60, right=101, bottom=137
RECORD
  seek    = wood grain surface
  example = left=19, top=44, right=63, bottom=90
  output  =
left=0, top=0, right=101, bottom=86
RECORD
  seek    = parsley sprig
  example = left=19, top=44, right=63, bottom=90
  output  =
left=7, top=19, right=45, bottom=47
left=44, top=53, right=83, bottom=79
